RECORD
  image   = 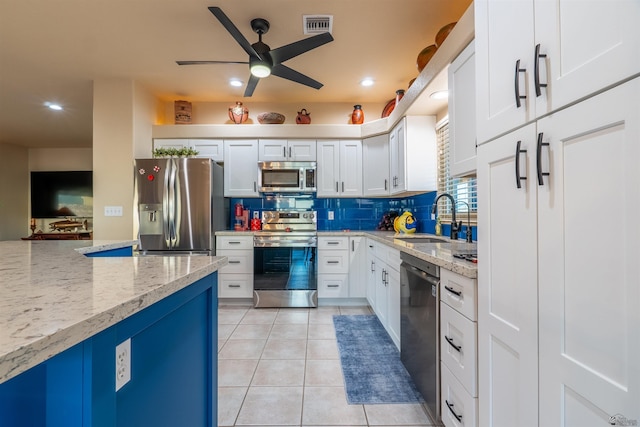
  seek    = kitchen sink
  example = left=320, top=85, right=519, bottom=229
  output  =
left=393, top=236, right=447, bottom=244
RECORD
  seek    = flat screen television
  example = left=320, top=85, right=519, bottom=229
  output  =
left=30, top=171, right=93, bottom=218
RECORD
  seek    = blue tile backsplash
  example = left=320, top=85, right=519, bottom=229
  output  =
left=230, top=192, right=477, bottom=241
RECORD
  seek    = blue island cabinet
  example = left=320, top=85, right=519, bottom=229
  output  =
left=0, top=273, right=218, bottom=427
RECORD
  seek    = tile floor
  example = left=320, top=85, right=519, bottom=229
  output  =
left=218, top=304, right=437, bottom=427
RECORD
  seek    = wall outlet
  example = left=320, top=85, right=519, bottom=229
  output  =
left=115, top=338, right=131, bottom=391
left=105, top=206, right=123, bottom=217
left=328, top=211, right=334, bottom=220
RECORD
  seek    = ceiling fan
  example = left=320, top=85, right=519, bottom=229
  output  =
left=176, top=7, right=334, bottom=97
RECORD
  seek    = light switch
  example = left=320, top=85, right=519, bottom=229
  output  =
left=104, top=206, right=123, bottom=217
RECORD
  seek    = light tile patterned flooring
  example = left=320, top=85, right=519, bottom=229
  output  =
left=218, top=305, right=437, bottom=427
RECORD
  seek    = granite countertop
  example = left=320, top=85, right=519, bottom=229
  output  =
left=0, top=240, right=227, bottom=384
left=216, top=230, right=477, bottom=279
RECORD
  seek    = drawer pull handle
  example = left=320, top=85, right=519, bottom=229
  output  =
left=327, top=260, right=340, bottom=264
left=445, top=336, right=462, bottom=352
left=228, top=241, right=241, bottom=244
left=445, top=400, right=463, bottom=422
left=327, top=284, right=340, bottom=288
left=228, top=260, right=241, bottom=264
left=444, top=286, right=462, bottom=297
left=327, top=241, right=340, bottom=245
left=228, top=284, right=241, bottom=288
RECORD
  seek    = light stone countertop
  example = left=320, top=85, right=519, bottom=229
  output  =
left=216, top=230, right=477, bottom=278
left=0, top=240, right=227, bottom=384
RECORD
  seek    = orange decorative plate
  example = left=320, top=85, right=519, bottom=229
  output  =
left=381, top=98, right=396, bottom=118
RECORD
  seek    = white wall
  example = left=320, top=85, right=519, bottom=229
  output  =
left=0, top=143, right=29, bottom=240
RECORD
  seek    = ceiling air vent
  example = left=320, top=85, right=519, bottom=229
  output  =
left=303, top=15, right=333, bottom=35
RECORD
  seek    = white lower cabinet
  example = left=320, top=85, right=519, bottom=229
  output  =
left=348, top=237, right=366, bottom=298
left=216, top=235, right=254, bottom=299
left=365, top=240, right=377, bottom=308
left=441, top=363, right=478, bottom=427
left=369, top=240, right=401, bottom=349
left=318, top=236, right=368, bottom=301
left=440, top=268, right=478, bottom=427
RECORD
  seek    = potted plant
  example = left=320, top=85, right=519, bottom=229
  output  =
left=153, top=147, right=199, bottom=158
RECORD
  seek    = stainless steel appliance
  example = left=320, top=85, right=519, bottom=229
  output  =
left=400, top=252, right=441, bottom=423
left=253, top=210, right=317, bottom=308
left=258, top=161, right=316, bottom=193
left=134, top=158, right=227, bottom=254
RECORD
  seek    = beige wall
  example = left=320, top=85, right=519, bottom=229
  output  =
left=0, top=143, right=29, bottom=240
left=93, top=79, right=156, bottom=240
left=29, top=148, right=93, bottom=171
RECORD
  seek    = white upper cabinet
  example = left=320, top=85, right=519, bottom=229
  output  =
left=258, top=139, right=316, bottom=162
left=475, top=0, right=640, bottom=144
left=223, top=140, right=259, bottom=197
left=153, top=139, right=223, bottom=162
left=363, top=134, right=390, bottom=196
left=316, top=140, right=362, bottom=197
left=389, top=116, right=437, bottom=195
left=448, top=41, right=477, bottom=177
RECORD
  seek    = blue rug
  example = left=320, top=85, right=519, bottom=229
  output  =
left=333, top=314, right=424, bottom=404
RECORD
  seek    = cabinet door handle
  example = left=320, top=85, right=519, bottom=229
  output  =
left=371, top=260, right=375, bottom=272
left=534, top=44, right=547, bottom=97
left=336, top=182, right=339, bottom=192
left=444, top=285, right=462, bottom=297
left=384, top=179, right=388, bottom=191
left=514, top=59, right=527, bottom=108
left=536, top=132, right=550, bottom=185
left=342, top=182, right=345, bottom=192
left=283, top=146, right=287, bottom=158
left=228, top=284, right=241, bottom=288
left=445, top=400, right=463, bottom=422
left=254, top=181, right=257, bottom=192
left=351, top=240, right=355, bottom=251
left=445, top=336, right=462, bottom=352
left=289, top=147, right=292, bottom=158
left=515, top=140, right=528, bottom=189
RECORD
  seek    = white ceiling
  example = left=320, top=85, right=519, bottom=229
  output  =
left=0, top=0, right=471, bottom=148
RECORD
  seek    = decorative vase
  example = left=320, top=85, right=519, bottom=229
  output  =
left=395, top=89, right=405, bottom=108
left=228, top=101, right=249, bottom=124
left=296, top=109, right=311, bottom=124
left=416, top=44, right=438, bottom=72
left=351, top=105, right=364, bottom=124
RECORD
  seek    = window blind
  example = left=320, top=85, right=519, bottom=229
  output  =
left=436, top=119, right=477, bottom=222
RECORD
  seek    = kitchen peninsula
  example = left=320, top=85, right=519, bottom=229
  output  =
left=0, top=240, right=227, bottom=427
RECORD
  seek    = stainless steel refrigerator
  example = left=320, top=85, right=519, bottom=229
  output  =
left=134, top=158, right=227, bottom=254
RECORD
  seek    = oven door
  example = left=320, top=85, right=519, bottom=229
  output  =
left=253, top=236, right=317, bottom=307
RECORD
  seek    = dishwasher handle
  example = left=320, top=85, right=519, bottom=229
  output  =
left=402, top=262, right=440, bottom=287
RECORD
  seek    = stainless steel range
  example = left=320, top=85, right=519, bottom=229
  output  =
left=253, top=210, right=318, bottom=308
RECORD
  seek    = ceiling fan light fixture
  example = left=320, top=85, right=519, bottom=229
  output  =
left=250, top=57, right=271, bottom=78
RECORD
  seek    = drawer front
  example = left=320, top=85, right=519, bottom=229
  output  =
left=219, top=274, right=253, bottom=298
left=440, top=269, right=477, bottom=321
left=318, top=274, right=349, bottom=298
left=440, top=302, right=478, bottom=396
left=219, top=252, right=253, bottom=274
left=375, top=243, right=401, bottom=270
left=217, top=235, right=253, bottom=250
left=318, top=236, right=349, bottom=250
left=318, top=251, right=349, bottom=274
left=441, top=363, right=478, bottom=427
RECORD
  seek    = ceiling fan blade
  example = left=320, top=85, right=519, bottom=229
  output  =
left=176, top=60, right=249, bottom=65
left=208, top=7, right=261, bottom=59
left=270, top=32, right=334, bottom=64
left=244, top=74, right=260, bottom=97
left=271, top=64, right=323, bottom=90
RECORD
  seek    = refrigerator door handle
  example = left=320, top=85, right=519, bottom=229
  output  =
left=162, top=160, right=171, bottom=248
left=173, top=163, right=181, bottom=248
left=168, top=160, right=177, bottom=248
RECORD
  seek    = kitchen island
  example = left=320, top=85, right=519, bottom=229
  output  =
left=0, top=240, right=227, bottom=427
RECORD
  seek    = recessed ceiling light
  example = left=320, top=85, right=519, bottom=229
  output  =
left=360, top=78, right=375, bottom=87
left=44, top=102, right=63, bottom=110
left=430, top=90, right=449, bottom=100
left=229, top=79, right=243, bottom=87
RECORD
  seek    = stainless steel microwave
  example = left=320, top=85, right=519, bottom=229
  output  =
left=258, top=161, right=316, bottom=193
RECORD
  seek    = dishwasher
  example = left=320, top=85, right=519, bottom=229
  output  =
left=400, top=252, right=441, bottom=423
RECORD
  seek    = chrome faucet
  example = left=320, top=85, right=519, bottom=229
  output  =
left=455, top=200, right=474, bottom=243
left=432, top=193, right=462, bottom=240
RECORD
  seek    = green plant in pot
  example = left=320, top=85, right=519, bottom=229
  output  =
left=153, top=147, right=199, bottom=158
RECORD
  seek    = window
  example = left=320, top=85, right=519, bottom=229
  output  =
left=436, top=118, right=477, bottom=223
